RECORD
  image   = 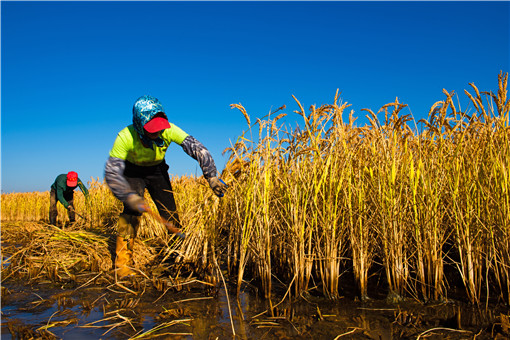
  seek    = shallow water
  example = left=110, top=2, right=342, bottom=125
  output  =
left=2, top=277, right=508, bottom=340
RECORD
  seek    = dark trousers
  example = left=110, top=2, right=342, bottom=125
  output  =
left=123, top=160, right=180, bottom=227
left=49, top=189, right=75, bottom=225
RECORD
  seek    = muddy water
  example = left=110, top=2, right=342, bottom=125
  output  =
left=2, top=277, right=507, bottom=340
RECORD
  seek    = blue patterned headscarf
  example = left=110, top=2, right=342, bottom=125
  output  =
left=132, top=95, right=167, bottom=149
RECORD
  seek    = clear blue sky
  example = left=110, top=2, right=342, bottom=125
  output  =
left=1, top=1, right=509, bottom=193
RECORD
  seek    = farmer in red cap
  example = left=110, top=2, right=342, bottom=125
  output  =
left=104, top=95, right=227, bottom=278
left=49, top=171, right=89, bottom=227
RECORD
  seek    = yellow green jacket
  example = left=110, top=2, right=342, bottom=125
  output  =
left=104, top=123, right=218, bottom=203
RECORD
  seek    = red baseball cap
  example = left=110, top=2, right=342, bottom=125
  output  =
left=67, top=171, right=78, bottom=187
left=144, top=116, right=170, bottom=133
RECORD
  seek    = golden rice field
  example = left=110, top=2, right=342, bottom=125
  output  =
left=2, top=71, right=509, bottom=308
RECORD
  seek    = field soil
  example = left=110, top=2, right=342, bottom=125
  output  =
left=1, top=221, right=509, bottom=339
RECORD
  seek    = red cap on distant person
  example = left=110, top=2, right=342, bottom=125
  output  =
left=67, top=171, right=78, bottom=187
left=144, top=116, right=170, bottom=133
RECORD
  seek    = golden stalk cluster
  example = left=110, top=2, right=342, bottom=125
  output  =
left=221, top=71, right=510, bottom=304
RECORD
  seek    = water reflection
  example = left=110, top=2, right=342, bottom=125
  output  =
left=1, top=279, right=508, bottom=339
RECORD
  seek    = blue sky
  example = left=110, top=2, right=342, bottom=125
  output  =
left=2, top=1, right=509, bottom=193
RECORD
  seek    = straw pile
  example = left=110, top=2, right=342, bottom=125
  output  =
left=1, top=222, right=157, bottom=284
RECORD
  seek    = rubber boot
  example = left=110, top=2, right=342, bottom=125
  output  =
left=49, top=214, right=57, bottom=226
left=49, top=190, right=59, bottom=227
left=115, top=236, right=135, bottom=278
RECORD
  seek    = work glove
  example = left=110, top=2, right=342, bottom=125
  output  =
left=126, top=194, right=149, bottom=213
left=207, top=177, right=228, bottom=197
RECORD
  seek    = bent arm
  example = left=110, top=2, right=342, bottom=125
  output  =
left=104, top=156, right=136, bottom=203
left=56, top=186, right=69, bottom=209
left=77, top=179, right=89, bottom=197
left=180, top=135, right=218, bottom=179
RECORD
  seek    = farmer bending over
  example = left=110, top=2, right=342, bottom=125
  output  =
left=104, top=95, right=227, bottom=278
left=49, top=171, right=89, bottom=227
